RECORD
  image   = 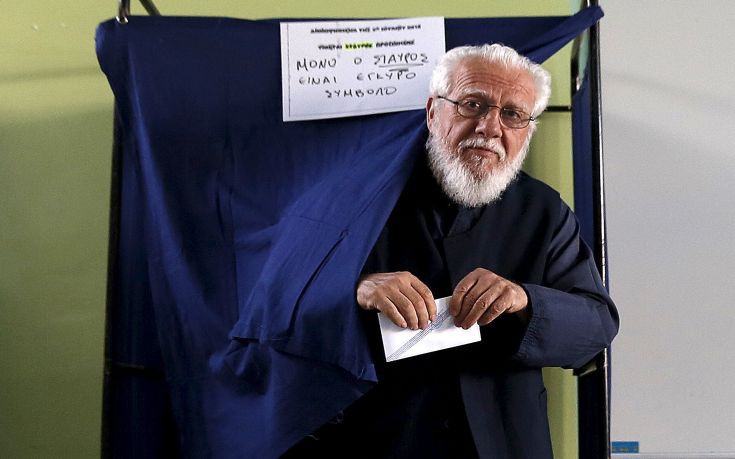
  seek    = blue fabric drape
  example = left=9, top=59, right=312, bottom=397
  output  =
left=572, top=71, right=596, bottom=250
left=98, top=8, right=603, bottom=458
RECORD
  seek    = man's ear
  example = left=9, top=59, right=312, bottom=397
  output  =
left=426, top=97, right=435, bottom=129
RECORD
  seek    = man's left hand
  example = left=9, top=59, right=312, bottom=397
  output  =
left=449, top=268, right=529, bottom=329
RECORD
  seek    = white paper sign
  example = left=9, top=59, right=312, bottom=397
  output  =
left=280, top=17, right=446, bottom=122
left=378, top=296, right=481, bottom=362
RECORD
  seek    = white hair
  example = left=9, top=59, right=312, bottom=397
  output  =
left=429, top=44, right=551, bottom=118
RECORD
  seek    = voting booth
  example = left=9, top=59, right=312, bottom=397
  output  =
left=100, top=2, right=611, bottom=457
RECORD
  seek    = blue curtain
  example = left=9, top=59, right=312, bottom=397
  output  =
left=98, top=8, right=603, bottom=458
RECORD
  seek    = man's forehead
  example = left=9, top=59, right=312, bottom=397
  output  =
left=449, top=58, right=535, bottom=100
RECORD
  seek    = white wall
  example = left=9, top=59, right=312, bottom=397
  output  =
left=602, top=0, right=735, bottom=454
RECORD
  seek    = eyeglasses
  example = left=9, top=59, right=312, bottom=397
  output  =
left=437, top=96, right=535, bottom=129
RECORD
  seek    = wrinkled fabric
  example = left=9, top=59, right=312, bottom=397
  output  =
left=97, top=8, right=603, bottom=458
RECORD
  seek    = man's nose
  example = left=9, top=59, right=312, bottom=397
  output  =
left=474, top=108, right=503, bottom=137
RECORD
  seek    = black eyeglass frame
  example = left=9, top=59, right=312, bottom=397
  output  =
left=436, top=95, right=536, bottom=129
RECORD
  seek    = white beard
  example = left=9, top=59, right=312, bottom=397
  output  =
left=426, top=132, right=530, bottom=207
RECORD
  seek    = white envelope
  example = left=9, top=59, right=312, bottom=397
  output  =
left=378, top=296, right=481, bottom=362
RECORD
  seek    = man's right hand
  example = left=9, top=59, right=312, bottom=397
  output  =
left=356, top=272, right=437, bottom=330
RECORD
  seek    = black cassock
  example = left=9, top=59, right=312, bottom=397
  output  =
left=286, top=159, right=619, bottom=459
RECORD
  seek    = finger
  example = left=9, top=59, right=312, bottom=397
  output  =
left=458, top=269, right=503, bottom=324
left=389, top=290, right=421, bottom=330
left=400, top=286, right=430, bottom=329
left=450, top=274, right=479, bottom=319
left=409, top=276, right=436, bottom=323
left=423, top=290, right=438, bottom=323
left=474, top=286, right=514, bottom=327
left=477, top=298, right=509, bottom=326
left=378, top=298, right=409, bottom=329
left=455, top=276, right=495, bottom=326
left=460, top=283, right=506, bottom=328
left=453, top=286, right=477, bottom=327
left=479, top=284, right=528, bottom=324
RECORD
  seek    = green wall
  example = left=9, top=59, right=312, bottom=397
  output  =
left=1, top=1, right=581, bottom=457
left=1, top=2, right=115, bottom=458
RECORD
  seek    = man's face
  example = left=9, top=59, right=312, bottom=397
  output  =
left=426, top=58, right=536, bottom=178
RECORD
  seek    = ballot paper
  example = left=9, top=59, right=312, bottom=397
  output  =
left=378, top=296, right=481, bottom=362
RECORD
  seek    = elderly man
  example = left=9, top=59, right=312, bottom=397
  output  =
left=285, top=44, right=618, bottom=459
